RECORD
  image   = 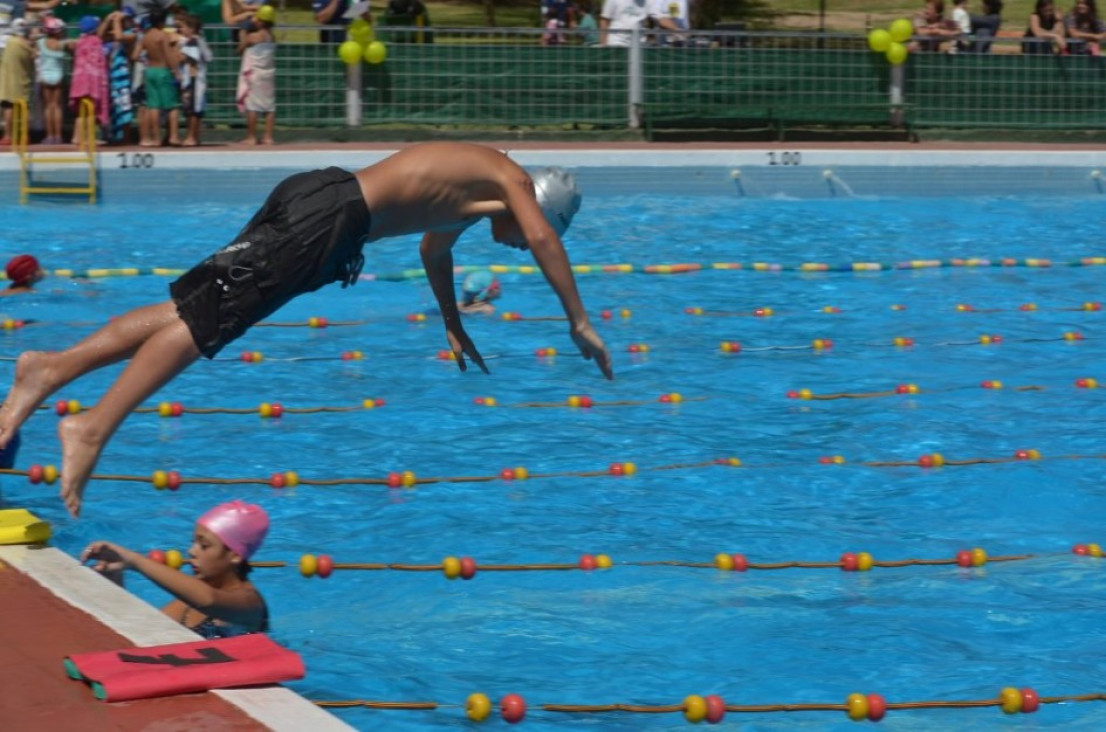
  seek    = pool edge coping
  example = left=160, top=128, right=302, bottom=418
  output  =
left=0, top=543, right=356, bottom=732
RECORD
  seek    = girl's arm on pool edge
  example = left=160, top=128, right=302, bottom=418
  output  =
left=82, top=540, right=264, bottom=625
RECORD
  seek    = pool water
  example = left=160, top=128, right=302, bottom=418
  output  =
left=2, top=182, right=1106, bottom=730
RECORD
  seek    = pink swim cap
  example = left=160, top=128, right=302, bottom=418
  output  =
left=197, top=500, right=269, bottom=560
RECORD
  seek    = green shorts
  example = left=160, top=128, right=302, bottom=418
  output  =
left=144, top=67, right=180, bottom=110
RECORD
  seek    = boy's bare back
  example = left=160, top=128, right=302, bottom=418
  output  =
left=354, top=143, right=532, bottom=242
left=141, top=27, right=175, bottom=68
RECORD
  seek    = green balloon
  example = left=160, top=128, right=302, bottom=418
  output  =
left=364, top=41, right=387, bottom=65
left=888, top=18, right=914, bottom=43
left=885, top=42, right=908, bottom=66
left=338, top=40, right=363, bottom=65
left=867, top=28, right=891, bottom=53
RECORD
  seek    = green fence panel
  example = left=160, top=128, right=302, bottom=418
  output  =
left=909, top=52, right=1106, bottom=129
left=644, top=49, right=893, bottom=128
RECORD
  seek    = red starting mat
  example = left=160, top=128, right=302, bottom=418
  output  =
left=63, top=633, right=305, bottom=702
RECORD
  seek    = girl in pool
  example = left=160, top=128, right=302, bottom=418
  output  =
left=81, top=500, right=270, bottom=639
left=2, top=254, right=44, bottom=296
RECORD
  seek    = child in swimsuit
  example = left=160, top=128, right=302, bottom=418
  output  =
left=0, top=142, right=613, bottom=518
left=37, top=17, right=73, bottom=146
left=82, top=501, right=270, bottom=639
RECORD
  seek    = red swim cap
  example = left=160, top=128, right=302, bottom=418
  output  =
left=6, top=255, right=39, bottom=286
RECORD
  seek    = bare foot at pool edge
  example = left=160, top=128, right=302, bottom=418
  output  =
left=0, top=351, right=57, bottom=449
left=58, top=414, right=104, bottom=518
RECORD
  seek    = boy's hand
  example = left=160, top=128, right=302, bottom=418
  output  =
left=572, top=323, right=613, bottom=380
left=446, top=323, right=489, bottom=374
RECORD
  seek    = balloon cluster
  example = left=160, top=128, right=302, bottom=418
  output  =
left=867, top=18, right=913, bottom=66
left=338, top=18, right=387, bottom=65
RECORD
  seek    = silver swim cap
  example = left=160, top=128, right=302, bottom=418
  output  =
left=531, top=167, right=582, bottom=237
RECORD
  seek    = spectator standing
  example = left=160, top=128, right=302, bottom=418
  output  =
left=1, top=0, right=60, bottom=55
left=0, top=17, right=32, bottom=146
left=177, top=12, right=212, bottom=147
left=1023, top=0, right=1066, bottom=54
left=313, top=0, right=357, bottom=46
left=101, top=8, right=138, bottom=144
left=951, top=0, right=971, bottom=51
left=37, top=16, right=73, bottom=145
left=236, top=4, right=275, bottom=145
left=221, top=0, right=258, bottom=28
left=652, top=0, right=689, bottom=45
left=969, top=0, right=1003, bottom=51
left=133, top=8, right=180, bottom=146
left=541, top=0, right=575, bottom=46
left=599, top=0, right=649, bottom=46
left=1066, top=0, right=1106, bottom=55
left=69, top=15, right=110, bottom=148
left=576, top=0, right=600, bottom=45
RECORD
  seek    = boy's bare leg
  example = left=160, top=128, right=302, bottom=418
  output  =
left=242, top=111, right=257, bottom=144
left=0, top=301, right=183, bottom=449
left=167, top=108, right=180, bottom=145
left=59, top=317, right=201, bottom=517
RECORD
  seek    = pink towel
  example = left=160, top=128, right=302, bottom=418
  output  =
left=68, top=35, right=110, bottom=127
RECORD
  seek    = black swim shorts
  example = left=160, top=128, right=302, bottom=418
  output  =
left=170, top=167, right=371, bottom=358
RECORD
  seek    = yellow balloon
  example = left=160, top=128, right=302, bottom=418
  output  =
left=885, top=42, right=908, bottom=66
left=348, top=17, right=373, bottom=45
left=364, top=40, right=387, bottom=65
left=338, top=40, right=363, bottom=65
left=867, top=28, right=891, bottom=53
left=888, top=18, right=914, bottom=43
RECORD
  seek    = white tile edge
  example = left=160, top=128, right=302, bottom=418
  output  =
left=0, top=544, right=356, bottom=732
left=4, top=147, right=1106, bottom=172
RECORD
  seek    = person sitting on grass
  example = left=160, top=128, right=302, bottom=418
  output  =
left=82, top=500, right=270, bottom=639
left=0, top=142, right=613, bottom=518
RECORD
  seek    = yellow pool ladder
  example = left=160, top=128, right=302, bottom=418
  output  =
left=14, top=98, right=98, bottom=204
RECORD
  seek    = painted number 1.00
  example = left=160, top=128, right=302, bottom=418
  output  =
left=117, top=153, right=154, bottom=169
left=767, top=152, right=802, bottom=166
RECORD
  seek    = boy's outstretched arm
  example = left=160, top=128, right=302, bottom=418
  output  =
left=420, top=231, right=489, bottom=374
left=504, top=184, right=613, bottom=380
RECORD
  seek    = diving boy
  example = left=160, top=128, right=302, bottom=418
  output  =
left=0, top=142, right=612, bottom=518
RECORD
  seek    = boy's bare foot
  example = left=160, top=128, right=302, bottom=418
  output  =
left=181, top=138, right=198, bottom=147
left=58, top=413, right=105, bottom=518
left=240, top=137, right=258, bottom=146
left=139, top=141, right=158, bottom=147
left=260, top=137, right=275, bottom=145
left=0, top=351, right=56, bottom=449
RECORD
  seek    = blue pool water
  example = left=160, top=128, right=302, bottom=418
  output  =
left=3, top=176, right=1106, bottom=730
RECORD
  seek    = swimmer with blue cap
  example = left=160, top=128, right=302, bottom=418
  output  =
left=0, top=142, right=611, bottom=518
left=459, top=270, right=501, bottom=315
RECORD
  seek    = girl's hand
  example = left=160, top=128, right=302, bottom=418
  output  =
left=81, top=540, right=130, bottom=578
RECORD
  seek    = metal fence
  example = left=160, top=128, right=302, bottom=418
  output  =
left=177, top=25, right=1106, bottom=135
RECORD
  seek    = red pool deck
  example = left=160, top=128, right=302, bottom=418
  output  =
left=0, top=544, right=353, bottom=732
